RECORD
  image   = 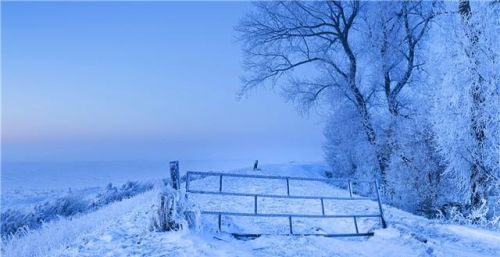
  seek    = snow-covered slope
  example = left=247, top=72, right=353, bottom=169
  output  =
left=2, top=163, right=499, bottom=257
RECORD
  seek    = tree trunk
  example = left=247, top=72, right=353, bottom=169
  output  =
left=350, top=82, right=388, bottom=184
left=342, top=33, right=388, bottom=185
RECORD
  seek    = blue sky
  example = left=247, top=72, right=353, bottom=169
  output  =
left=2, top=1, right=324, bottom=163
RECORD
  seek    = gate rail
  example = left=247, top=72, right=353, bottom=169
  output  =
left=186, top=171, right=387, bottom=237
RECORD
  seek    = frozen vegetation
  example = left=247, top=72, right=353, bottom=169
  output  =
left=237, top=0, right=499, bottom=226
left=1, top=163, right=499, bottom=257
left=1, top=180, right=154, bottom=239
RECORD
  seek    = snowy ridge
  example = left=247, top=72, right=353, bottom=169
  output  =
left=2, top=163, right=499, bottom=257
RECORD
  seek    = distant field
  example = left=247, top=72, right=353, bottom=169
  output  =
left=0, top=159, right=286, bottom=209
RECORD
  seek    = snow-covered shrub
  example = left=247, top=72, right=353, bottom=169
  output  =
left=437, top=199, right=500, bottom=231
left=1, top=191, right=88, bottom=238
left=35, top=192, right=88, bottom=220
left=150, top=186, right=200, bottom=232
left=1, top=181, right=154, bottom=239
left=323, top=102, right=379, bottom=181
left=383, top=118, right=445, bottom=215
left=1, top=209, right=31, bottom=238
left=91, top=181, right=153, bottom=207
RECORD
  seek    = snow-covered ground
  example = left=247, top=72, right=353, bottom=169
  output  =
left=1, top=160, right=254, bottom=210
left=2, top=163, right=499, bottom=257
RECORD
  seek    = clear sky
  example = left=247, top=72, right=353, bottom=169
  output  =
left=1, top=1, right=324, bottom=163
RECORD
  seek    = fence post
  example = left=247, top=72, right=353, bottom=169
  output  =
left=218, top=214, right=222, bottom=232
left=320, top=198, right=325, bottom=215
left=375, top=179, right=387, bottom=228
left=353, top=216, right=359, bottom=234
left=254, top=195, right=258, bottom=214
left=286, top=178, right=290, bottom=196
left=170, top=161, right=180, bottom=190
left=219, top=175, right=223, bottom=192
left=348, top=180, right=353, bottom=198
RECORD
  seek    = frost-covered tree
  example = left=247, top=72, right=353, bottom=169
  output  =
left=238, top=1, right=395, bottom=182
left=237, top=0, right=436, bottom=183
left=361, top=1, right=438, bottom=198
left=364, top=1, right=435, bottom=117
left=430, top=1, right=499, bottom=215
left=237, top=0, right=498, bottom=221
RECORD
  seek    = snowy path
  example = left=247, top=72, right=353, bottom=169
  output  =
left=55, top=202, right=500, bottom=257
left=3, top=164, right=499, bottom=257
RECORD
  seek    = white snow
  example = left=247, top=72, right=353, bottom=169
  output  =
left=2, top=163, right=499, bottom=257
left=1, top=160, right=255, bottom=209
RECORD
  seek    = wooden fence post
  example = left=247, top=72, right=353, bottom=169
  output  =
left=170, top=161, right=180, bottom=190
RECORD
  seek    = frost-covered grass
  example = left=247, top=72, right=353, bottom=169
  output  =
left=435, top=199, right=500, bottom=231
left=1, top=181, right=154, bottom=239
left=149, top=185, right=201, bottom=232
left=1, top=190, right=158, bottom=257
